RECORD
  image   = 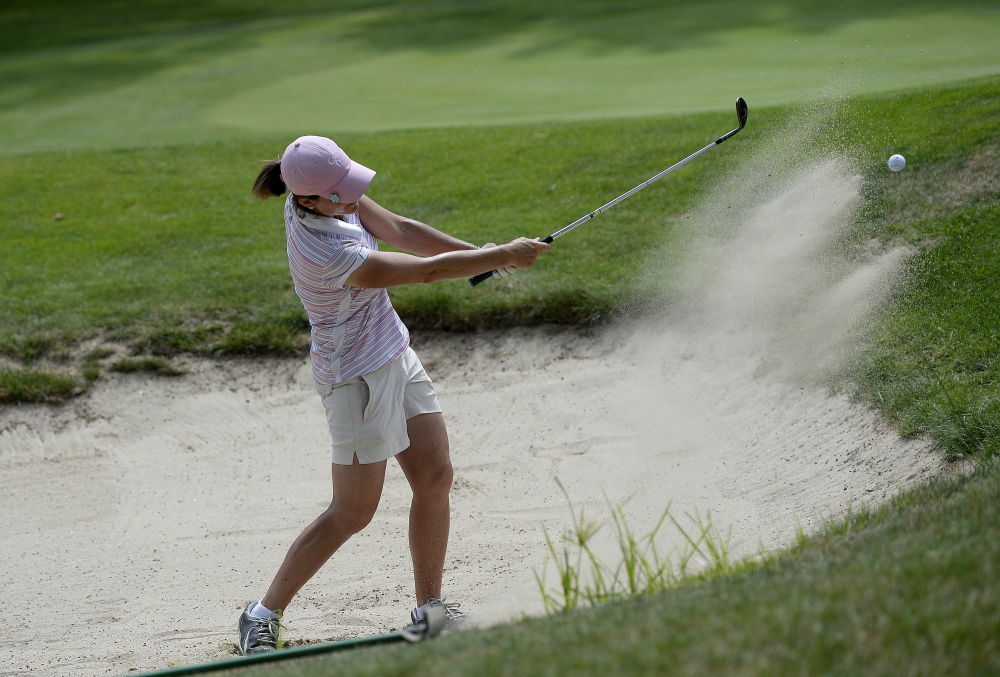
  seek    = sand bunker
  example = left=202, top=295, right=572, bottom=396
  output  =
left=0, top=158, right=949, bottom=675
left=0, top=329, right=944, bottom=675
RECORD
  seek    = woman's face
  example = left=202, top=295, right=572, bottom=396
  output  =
left=298, top=195, right=360, bottom=217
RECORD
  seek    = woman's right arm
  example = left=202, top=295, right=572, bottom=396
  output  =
left=344, top=237, right=550, bottom=288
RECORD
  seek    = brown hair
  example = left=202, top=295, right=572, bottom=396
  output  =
left=253, top=158, right=323, bottom=218
left=252, top=159, right=286, bottom=200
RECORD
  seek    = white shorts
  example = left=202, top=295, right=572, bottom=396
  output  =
left=315, top=347, right=442, bottom=465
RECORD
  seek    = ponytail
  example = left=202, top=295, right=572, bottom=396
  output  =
left=252, top=159, right=286, bottom=200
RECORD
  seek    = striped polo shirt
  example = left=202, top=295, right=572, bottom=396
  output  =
left=284, top=196, right=409, bottom=384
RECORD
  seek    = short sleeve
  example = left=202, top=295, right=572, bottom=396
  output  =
left=326, top=238, right=370, bottom=290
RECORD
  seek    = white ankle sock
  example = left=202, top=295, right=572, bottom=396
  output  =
left=250, top=602, right=273, bottom=619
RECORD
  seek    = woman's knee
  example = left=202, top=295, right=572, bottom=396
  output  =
left=347, top=510, right=377, bottom=535
left=323, top=501, right=379, bottom=535
left=416, top=457, right=453, bottom=501
left=442, top=459, right=455, bottom=489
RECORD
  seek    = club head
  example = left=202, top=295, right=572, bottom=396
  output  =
left=423, top=604, right=446, bottom=638
left=736, top=97, right=748, bottom=130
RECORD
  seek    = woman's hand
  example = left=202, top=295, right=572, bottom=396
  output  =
left=501, top=237, right=551, bottom=270
left=482, top=238, right=552, bottom=278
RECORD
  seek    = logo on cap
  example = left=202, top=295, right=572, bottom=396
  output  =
left=329, top=193, right=340, bottom=203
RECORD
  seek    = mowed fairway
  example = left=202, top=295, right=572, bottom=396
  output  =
left=1, top=1, right=1000, bottom=154
left=2, top=2, right=1000, bottom=676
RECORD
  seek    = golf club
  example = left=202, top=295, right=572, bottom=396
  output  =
left=469, top=96, right=749, bottom=287
left=130, top=606, right=446, bottom=677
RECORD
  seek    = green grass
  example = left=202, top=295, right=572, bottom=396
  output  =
left=3, top=76, right=999, bottom=365
left=0, top=366, right=78, bottom=403
left=847, top=198, right=1000, bottom=457
left=832, top=85, right=1000, bottom=458
left=0, top=111, right=732, bottom=360
left=1, top=2, right=999, bottom=154
left=108, top=356, right=186, bottom=376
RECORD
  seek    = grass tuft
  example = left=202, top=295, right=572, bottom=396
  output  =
left=127, top=313, right=310, bottom=358
left=0, top=366, right=78, bottom=403
left=131, top=325, right=226, bottom=356
left=925, top=396, right=1000, bottom=459
left=80, top=361, right=101, bottom=381
left=216, top=313, right=310, bottom=357
left=536, top=482, right=747, bottom=614
left=80, top=346, right=116, bottom=381
left=0, top=335, right=55, bottom=363
left=83, top=347, right=115, bottom=361
left=109, top=357, right=185, bottom=376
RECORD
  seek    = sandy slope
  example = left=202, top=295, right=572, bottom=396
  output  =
left=1, top=325, right=946, bottom=676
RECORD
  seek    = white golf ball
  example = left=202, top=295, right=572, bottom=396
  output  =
left=888, top=154, right=906, bottom=172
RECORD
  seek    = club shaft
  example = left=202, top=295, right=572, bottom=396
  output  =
left=547, top=139, right=717, bottom=241
left=469, top=96, right=746, bottom=287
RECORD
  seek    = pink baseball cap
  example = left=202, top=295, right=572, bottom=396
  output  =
left=280, top=136, right=376, bottom=203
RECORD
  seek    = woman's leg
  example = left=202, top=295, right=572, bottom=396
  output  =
left=261, top=458, right=387, bottom=612
left=394, top=412, right=453, bottom=606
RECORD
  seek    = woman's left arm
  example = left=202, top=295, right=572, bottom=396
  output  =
left=358, top=196, right=478, bottom=256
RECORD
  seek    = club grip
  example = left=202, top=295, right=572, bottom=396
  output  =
left=468, top=270, right=494, bottom=287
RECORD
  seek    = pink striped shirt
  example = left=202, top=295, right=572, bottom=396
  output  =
left=284, top=196, right=409, bottom=384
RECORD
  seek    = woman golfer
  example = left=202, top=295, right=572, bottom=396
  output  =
left=240, top=136, right=549, bottom=654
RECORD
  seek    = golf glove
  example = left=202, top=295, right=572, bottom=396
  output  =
left=481, top=243, right=517, bottom=279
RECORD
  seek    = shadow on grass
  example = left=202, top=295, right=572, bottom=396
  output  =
left=2, top=0, right=981, bottom=56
